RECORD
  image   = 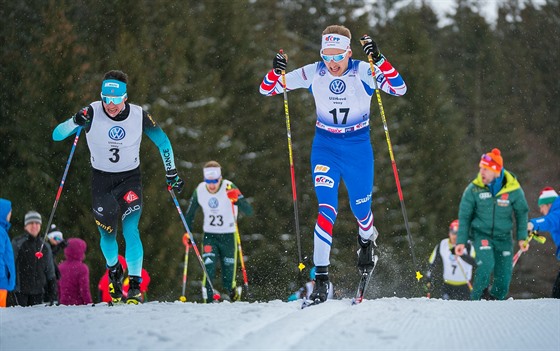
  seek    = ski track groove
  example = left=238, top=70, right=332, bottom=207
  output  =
left=225, top=299, right=351, bottom=350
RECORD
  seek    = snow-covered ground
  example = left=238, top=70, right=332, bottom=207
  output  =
left=1, top=297, right=558, bottom=350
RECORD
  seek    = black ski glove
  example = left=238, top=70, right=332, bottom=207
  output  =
left=73, top=107, right=92, bottom=126
left=360, top=35, right=383, bottom=63
left=166, top=169, right=184, bottom=193
left=273, top=52, right=287, bottom=75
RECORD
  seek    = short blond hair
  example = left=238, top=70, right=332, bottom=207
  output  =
left=204, top=160, right=221, bottom=168
left=322, top=25, right=351, bottom=40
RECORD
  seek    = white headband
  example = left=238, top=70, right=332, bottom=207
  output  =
left=203, top=167, right=221, bottom=180
left=321, top=34, right=351, bottom=53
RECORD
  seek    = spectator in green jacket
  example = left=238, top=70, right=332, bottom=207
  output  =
left=455, top=148, right=529, bottom=300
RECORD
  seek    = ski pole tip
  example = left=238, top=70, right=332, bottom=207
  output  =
left=212, top=293, right=221, bottom=301
left=415, top=271, right=423, bottom=282
left=35, top=251, right=44, bottom=259
left=298, top=262, right=306, bottom=272
left=179, top=296, right=187, bottom=302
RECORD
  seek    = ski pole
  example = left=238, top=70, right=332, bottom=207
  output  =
left=360, top=37, right=422, bottom=282
left=455, top=257, right=473, bottom=291
left=279, top=49, right=305, bottom=274
left=179, top=232, right=190, bottom=302
left=512, top=231, right=546, bottom=267
left=227, top=193, right=249, bottom=295
left=168, top=187, right=220, bottom=302
left=36, top=127, right=82, bottom=259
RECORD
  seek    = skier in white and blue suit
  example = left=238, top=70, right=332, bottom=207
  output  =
left=52, top=70, right=184, bottom=304
left=260, top=25, right=406, bottom=303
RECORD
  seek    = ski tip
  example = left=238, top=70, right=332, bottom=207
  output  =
left=351, top=297, right=363, bottom=305
left=301, top=299, right=324, bottom=309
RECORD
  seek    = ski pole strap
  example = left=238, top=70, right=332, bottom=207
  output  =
left=529, top=231, right=546, bottom=244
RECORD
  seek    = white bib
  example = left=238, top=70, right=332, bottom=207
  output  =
left=86, top=101, right=143, bottom=172
left=438, top=239, right=473, bottom=283
left=312, top=61, right=373, bottom=129
left=196, top=179, right=236, bottom=234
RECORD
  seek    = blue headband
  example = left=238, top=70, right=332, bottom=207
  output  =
left=101, top=79, right=127, bottom=96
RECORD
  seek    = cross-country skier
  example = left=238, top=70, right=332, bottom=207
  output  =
left=185, top=161, right=253, bottom=302
left=52, top=70, right=184, bottom=304
left=259, top=24, right=407, bottom=303
left=528, top=187, right=560, bottom=298
left=426, top=219, right=476, bottom=300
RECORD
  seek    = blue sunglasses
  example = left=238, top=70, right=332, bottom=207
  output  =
left=321, top=50, right=349, bottom=63
left=101, top=93, right=127, bottom=105
left=204, top=178, right=220, bottom=184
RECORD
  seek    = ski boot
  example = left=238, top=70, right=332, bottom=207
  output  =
left=229, top=286, right=242, bottom=302
left=108, top=262, right=124, bottom=304
left=126, top=276, right=143, bottom=305
left=357, top=227, right=379, bottom=273
left=309, top=266, right=330, bottom=304
left=482, top=287, right=497, bottom=301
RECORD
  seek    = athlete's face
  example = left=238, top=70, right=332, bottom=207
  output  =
left=321, top=48, right=351, bottom=77
left=205, top=178, right=222, bottom=193
left=102, top=97, right=127, bottom=118
left=448, top=231, right=457, bottom=245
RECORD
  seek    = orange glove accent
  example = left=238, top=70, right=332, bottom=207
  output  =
left=227, top=188, right=242, bottom=203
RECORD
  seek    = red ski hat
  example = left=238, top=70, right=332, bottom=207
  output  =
left=449, top=219, right=459, bottom=233
left=479, top=148, right=503, bottom=174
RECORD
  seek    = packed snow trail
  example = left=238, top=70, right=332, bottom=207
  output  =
left=1, top=298, right=559, bottom=350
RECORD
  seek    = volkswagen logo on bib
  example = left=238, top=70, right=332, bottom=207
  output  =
left=329, top=79, right=346, bottom=94
left=208, top=197, right=219, bottom=209
left=108, top=126, right=126, bottom=140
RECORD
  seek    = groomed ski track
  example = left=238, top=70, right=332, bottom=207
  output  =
left=1, top=297, right=559, bottom=350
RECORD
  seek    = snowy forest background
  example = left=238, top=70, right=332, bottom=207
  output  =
left=1, top=0, right=559, bottom=302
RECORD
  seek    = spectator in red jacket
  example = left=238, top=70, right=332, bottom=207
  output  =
left=98, top=255, right=150, bottom=303
left=57, top=238, right=92, bottom=305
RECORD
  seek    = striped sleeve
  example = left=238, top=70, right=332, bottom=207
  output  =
left=376, top=57, right=407, bottom=96
left=259, top=70, right=282, bottom=96
left=259, top=64, right=316, bottom=96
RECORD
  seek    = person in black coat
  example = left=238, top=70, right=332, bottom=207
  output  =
left=11, top=211, right=57, bottom=306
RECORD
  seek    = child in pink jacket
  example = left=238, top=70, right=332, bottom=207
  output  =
left=57, top=238, right=92, bottom=305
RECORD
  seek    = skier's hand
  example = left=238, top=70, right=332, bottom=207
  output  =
left=273, top=52, right=287, bottom=75
left=360, top=35, right=382, bottom=63
left=226, top=187, right=242, bottom=204
left=454, top=244, right=465, bottom=256
left=518, top=239, right=529, bottom=252
left=73, top=107, right=91, bottom=126
left=166, top=169, right=184, bottom=193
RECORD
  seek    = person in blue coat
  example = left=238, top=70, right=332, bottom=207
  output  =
left=528, top=187, right=560, bottom=298
left=0, top=199, right=16, bottom=307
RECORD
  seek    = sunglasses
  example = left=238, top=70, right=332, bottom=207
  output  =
left=101, top=93, right=127, bottom=105
left=481, top=154, right=493, bottom=162
left=204, top=178, right=220, bottom=184
left=321, top=50, right=349, bottom=63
